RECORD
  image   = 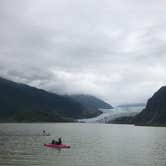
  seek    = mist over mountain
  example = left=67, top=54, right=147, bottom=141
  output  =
left=133, top=86, right=166, bottom=126
left=1, top=75, right=166, bottom=125
left=71, top=94, right=113, bottom=110
left=117, top=103, right=145, bottom=108
left=109, top=87, right=166, bottom=126
left=1, top=0, right=166, bottom=106
left=0, top=77, right=101, bottom=122
left=79, top=104, right=144, bottom=123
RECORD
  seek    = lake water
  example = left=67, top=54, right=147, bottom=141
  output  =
left=0, top=123, right=166, bottom=166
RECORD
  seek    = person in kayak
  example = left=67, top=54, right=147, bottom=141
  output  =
left=42, top=130, right=50, bottom=136
left=43, top=130, right=46, bottom=135
left=51, top=139, right=56, bottom=144
left=56, top=137, right=62, bottom=145
left=51, top=137, right=62, bottom=145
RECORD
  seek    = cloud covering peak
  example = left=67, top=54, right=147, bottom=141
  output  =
left=0, top=0, right=166, bottom=105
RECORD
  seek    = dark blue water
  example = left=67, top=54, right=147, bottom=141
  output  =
left=0, top=123, right=166, bottom=166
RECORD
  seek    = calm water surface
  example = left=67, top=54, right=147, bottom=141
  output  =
left=0, top=123, right=166, bottom=166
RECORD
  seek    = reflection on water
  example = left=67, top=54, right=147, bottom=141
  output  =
left=0, top=123, right=166, bottom=166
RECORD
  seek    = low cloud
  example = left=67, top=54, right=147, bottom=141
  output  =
left=0, top=0, right=166, bottom=105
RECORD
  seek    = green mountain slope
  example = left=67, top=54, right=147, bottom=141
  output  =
left=134, top=86, right=166, bottom=126
left=0, top=77, right=101, bottom=122
left=71, top=94, right=113, bottom=110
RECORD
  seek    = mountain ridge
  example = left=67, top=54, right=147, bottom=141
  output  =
left=71, top=94, right=113, bottom=110
left=133, top=86, right=166, bottom=126
left=0, top=77, right=102, bottom=122
left=109, top=87, right=166, bottom=126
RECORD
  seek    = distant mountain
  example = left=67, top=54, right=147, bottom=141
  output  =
left=133, top=87, right=166, bottom=126
left=118, top=103, right=145, bottom=108
left=71, top=95, right=113, bottom=111
left=105, top=104, right=145, bottom=124
left=110, top=116, right=135, bottom=124
left=0, top=77, right=101, bottom=122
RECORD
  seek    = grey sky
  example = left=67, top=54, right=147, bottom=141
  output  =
left=0, top=0, right=166, bottom=105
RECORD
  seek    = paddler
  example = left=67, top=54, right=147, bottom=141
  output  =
left=51, top=137, right=62, bottom=145
left=56, top=137, right=62, bottom=145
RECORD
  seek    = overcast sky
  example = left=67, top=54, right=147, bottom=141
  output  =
left=0, top=0, right=166, bottom=105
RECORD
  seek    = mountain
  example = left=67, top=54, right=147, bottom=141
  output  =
left=106, top=104, right=145, bottom=124
left=0, top=77, right=101, bottom=122
left=71, top=95, right=113, bottom=111
left=110, top=116, right=135, bottom=124
left=117, top=103, right=145, bottom=108
left=133, top=86, right=166, bottom=126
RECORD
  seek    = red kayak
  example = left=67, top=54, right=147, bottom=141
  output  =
left=44, top=143, right=70, bottom=149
